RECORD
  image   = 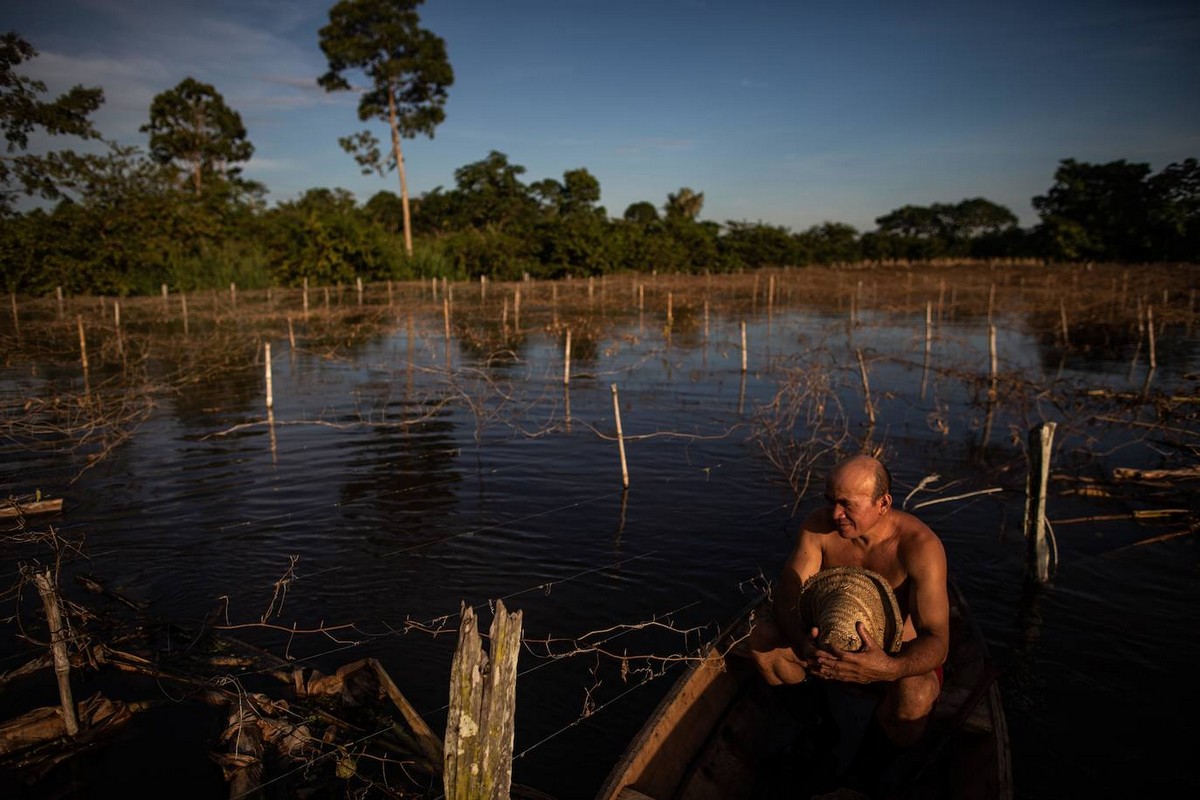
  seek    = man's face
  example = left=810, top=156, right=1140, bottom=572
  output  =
left=825, top=466, right=886, bottom=539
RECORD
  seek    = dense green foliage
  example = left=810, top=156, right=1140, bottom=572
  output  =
left=0, top=30, right=1197, bottom=296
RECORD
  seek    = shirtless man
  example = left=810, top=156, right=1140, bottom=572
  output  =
left=748, top=454, right=949, bottom=746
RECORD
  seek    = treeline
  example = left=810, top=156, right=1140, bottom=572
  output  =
left=1, top=31, right=1197, bottom=296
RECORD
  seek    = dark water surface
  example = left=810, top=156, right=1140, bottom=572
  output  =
left=2, top=268, right=1198, bottom=798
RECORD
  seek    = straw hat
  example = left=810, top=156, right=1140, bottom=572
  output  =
left=797, top=566, right=904, bottom=654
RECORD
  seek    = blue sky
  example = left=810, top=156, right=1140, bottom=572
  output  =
left=9, top=0, right=1199, bottom=230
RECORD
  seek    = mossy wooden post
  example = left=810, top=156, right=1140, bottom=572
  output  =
left=57, top=285, right=65, bottom=319
left=1024, top=422, right=1056, bottom=584
left=302, top=277, right=310, bottom=320
left=356, top=276, right=363, bottom=306
left=34, top=571, right=79, bottom=737
left=181, top=291, right=190, bottom=336
left=444, top=600, right=523, bottom=800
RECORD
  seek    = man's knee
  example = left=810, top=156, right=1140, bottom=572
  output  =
left=891, top=671, right=941, bottom=721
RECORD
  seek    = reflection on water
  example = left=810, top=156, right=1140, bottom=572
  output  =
left=1, top=266, right=1198, bottom=798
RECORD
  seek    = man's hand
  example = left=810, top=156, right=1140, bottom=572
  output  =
left=812, top=621, right=897, bottom=684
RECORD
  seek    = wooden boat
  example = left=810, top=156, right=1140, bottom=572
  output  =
left=595, top=578, right=1012, bottom=800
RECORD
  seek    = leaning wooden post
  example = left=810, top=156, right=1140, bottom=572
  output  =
left=1024, top=422, right=1056, bottom=584
left=302, top=277, right=310, bottom=320
left=10, top=292, right=19, bottom=337
left=57, top=285, right=65, bottom=319
left=34, top=571, right=79, bottom=737
left=611, top=383, right=630, bottom=489
left=181, top=291, right=190, bottom=336
left=356, top=276, right=364, bottom=306
left=856, top=348, right=875, bottom=425
left=443, top=600, right=523, bottom=800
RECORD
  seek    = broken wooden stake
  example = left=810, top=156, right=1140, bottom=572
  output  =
left=1024, top=422, right=1057, bottom=584
left=34, top=571, right=79, bottom=737
left=443, top=600, right=523, bottom=800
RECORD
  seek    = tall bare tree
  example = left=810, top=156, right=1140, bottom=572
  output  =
left=318, top=0, right=453, bottom=257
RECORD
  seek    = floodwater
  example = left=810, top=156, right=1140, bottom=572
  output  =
left=1, top=266, right=1198, bottom=798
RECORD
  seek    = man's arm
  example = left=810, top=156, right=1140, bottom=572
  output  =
left=773, top=514, right=825, bottom=648
left=893, top=527, right=950, bottom=678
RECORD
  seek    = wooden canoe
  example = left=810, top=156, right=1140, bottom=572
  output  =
left=595, top=579, right=1012, bottom=800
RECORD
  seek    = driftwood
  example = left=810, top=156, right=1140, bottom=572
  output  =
left=0, top=497, right=63, bottom=519
left=0, top=692, right=145, bottom=774
left=1112, top=465, right=1200, bottom=482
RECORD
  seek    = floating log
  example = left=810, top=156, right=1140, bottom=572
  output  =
left=1112, top=465, right=1200, bottom=482
left=0, top=497, right=64, bottom=519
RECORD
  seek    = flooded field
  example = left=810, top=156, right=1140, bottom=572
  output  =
left=2, top=263, right=1198, bottom=798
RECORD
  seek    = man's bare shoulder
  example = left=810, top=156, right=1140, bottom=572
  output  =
left=893, top=510, right=947, bottom=564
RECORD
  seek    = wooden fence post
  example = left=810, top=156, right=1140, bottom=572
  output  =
left=443, top=600, right=523, bottom=800
left=612, top=383, right=630, bottom=489
left=856, top=348, right=875, bottom=425
left=1024, top=422, right=1056, bottom=583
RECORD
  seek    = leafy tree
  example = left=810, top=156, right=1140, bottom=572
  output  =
left=318, top=0, right=454, bottom=257
left=1147, top=158, right=1200, bottom=261
left=800, top=222, right=861, bottom=264
left=0, top=32, right=103, bottom=214
left=623, top=201, right=658, bottom=224
left=664, top=187, right=704, bottom=221
left=140, top=77, right=253, bottom=195
left=1032, top=159, right=1154, bottom=261
left=719, top=221, right=800, bottom=268
left=948, top=197, right=1018, bottom=239
left=449, top=150, right=536, bottom=230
